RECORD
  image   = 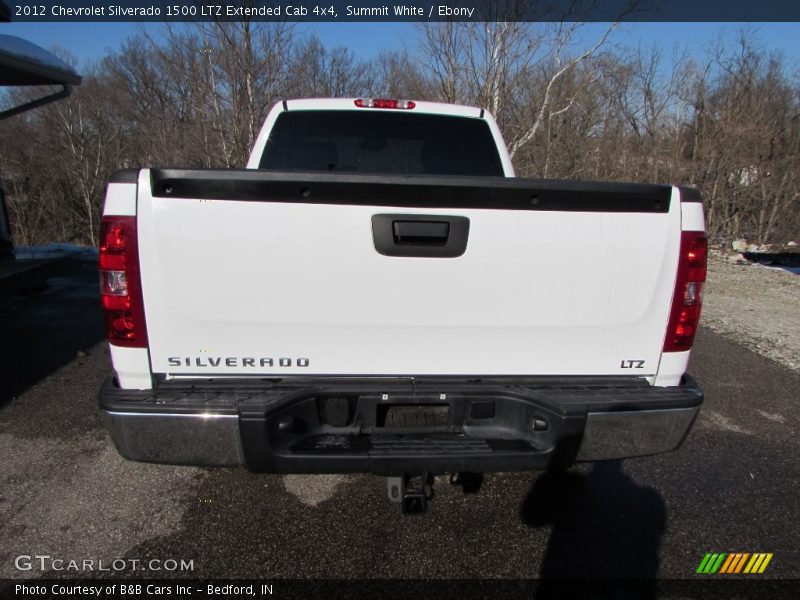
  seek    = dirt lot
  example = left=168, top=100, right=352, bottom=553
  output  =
left=703, top=255, right=800, bottom=372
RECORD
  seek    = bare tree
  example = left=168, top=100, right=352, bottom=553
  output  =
left=293, top=36, right=375, bottom=97
left=1, top=23, right=797, bottom=247
left=507, top=22, right=617, bottom=160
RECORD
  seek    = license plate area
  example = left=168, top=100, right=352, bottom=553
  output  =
left=377, top=403, right=449, bottom=429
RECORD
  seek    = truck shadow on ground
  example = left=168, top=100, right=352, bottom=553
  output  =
left=521, top=460, right=665, bottom=599
left=0, top=258, right=104, bottom=406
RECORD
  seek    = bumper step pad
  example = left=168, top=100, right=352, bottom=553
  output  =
left=291, top=434, right=535, bottom=456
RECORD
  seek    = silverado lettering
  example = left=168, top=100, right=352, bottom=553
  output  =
left=167, top=357, right=310, bottom=368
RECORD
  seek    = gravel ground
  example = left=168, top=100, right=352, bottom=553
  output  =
left=2, top=257, right=800, bottom=589
left=702, top=254, right=800, bottom=372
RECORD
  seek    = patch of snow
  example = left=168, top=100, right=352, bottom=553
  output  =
left=758, top=264, right=800, bottom=276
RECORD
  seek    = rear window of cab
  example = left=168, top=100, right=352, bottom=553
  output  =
left=259, top=110, right=504, bottom=177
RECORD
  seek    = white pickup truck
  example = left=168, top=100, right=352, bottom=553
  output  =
left=99, top=98, right=705, bottom=512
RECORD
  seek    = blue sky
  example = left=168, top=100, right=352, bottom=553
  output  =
left=2, top=21, right=799, bottom=72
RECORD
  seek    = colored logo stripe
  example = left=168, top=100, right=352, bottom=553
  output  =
left=719, top=554, right=736, bottom=573
left=721, top=553, right=747, bottom=573
left=744, top=553, right=774, bottom=574
left=697, top=553, right=726, bottom=574
left=710, top=553, right=726, bottom=573
left=696, top=553, right=712, bottom=573
left=697, top=552, right=773, bottom=574
left=733, top=553, right=749, bottom=573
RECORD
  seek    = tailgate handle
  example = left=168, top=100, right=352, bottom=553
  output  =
left=372, top=214, right=470, bottom=258
left=392, top=220, right=450, bottom=246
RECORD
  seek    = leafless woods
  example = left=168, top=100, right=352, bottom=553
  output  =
left=1, top=22, right=797, bottom=246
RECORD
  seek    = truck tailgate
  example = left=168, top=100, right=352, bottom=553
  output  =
left=136, top=169, right=681, bottom=378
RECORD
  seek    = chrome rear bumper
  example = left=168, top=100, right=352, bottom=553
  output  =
left=100, top=375, right=703, bottom=473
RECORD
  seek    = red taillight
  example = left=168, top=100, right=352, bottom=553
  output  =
left=354, top=98, right=416, bottom=109
left=663, top=231, right=707, bottom=352
left=99, top=216, right=147, bottom=347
